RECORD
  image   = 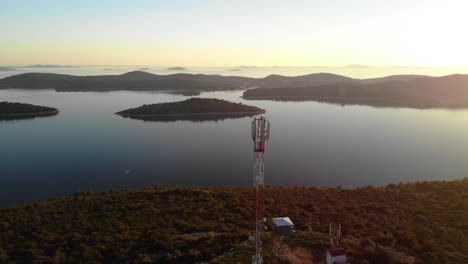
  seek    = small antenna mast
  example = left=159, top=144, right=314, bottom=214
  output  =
left=329, top=223, right=341, bottom=248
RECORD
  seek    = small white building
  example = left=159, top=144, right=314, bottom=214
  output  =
left=326, top=247, right=346, bottom=264
left=271, top=217, right=294, bottom=237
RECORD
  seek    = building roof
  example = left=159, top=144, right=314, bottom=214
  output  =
left=272, top=217, right=294, bottom=227
left=327, top=247, right=346, bottom=257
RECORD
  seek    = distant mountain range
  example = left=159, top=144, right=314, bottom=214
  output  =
left=1, top=71, right=468, bottom=108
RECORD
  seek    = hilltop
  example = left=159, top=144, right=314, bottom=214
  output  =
left=0, top=179, right=467, bottom=263
left=260, top=73, right=354, bottom=88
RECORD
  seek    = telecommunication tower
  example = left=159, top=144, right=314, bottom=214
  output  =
left=329, top=223, right=342, bottom=248
left=251, top=116, right=270, bottom=264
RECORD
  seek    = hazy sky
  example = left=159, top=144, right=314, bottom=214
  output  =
left=2, top=0, right=468, bottom=67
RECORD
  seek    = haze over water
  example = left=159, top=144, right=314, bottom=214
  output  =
left=2, top=68, right=468, bottom=206
left=2, top=65, right=468, bottom=80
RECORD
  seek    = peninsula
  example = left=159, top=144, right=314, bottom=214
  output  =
left=116, top=98, right=265, bottom=121
left=0, top=101, right=59, bottom=120
left=243, top=74, right=468, bottom=109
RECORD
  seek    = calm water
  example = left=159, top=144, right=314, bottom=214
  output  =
left=1, top=70, right=468, bottom=206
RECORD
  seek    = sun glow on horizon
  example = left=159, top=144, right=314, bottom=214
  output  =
left=2, top=0, right=468, bottom=67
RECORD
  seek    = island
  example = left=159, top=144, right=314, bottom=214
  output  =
left=0, top=67, right=14, bottom=71
left=177, top=91, right=201, bottom=96
left=166, top=67, right=187, bottom=71
left=0, top=101, right=59, bottom=120
left=244, top=74, right=468, bottom=109
left=116, top=98, right=265, bottom=121
left=0, top=179, right=466, bottom=263
left=236, top=65, right=257, bottom=68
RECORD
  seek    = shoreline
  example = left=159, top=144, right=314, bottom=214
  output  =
left=116, top=110, right=265, bottom=118
left=0, top=110, right=59, bottom=120
left=242, top=95, right=468, bottom=109
left=2, top=177, right=466, bottom=208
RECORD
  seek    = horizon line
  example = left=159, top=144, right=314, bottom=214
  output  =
left=4, top=64, right=468, bottom=69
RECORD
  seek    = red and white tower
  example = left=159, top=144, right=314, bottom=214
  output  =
left=251, top=116, right=270, bottom=264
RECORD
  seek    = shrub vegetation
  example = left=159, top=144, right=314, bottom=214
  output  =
left=1, top=179, right=468, bottom=263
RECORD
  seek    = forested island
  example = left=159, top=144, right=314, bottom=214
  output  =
left=0, top=102, right=58, bottom=120
left=0, top=179, right=467, bottom=263
left=116, top=98, right=265, bottom=121
left=243, top=74, right=468, bottom=109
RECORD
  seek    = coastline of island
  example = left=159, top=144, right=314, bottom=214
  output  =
left=0, top=102, right=59, bottom=120
left=241, top=94, right=465, bottom=109
left=116, top=98, right=265, bottom=121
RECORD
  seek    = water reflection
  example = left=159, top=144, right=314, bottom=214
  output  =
left=1, top=89, right=468, bottom=206
left=117, top=113, right=262, bottom=122
left=0, top=112, right=59, bottom=121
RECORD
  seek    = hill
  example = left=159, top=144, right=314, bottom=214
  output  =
left=0, top=101, right=58, bottom=120
left=0, top=179, right=467, bottom=263
left=260, top=73, right=354, bottom=88
left=0, top=71, right=257, bottom=92
left=243, top=74, right=468, bottom=108
left=116, top=98, right=265, bottom=121
left=360, top=75, right=431, bottom=84
left=0, top=71, right=437, bottom=93
left=0, top=71, right=435, bottom=93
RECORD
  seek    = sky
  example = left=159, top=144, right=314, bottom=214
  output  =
left=2, top=0, right=468, bottom=67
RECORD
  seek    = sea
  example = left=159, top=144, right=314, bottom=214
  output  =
left=1, top=65, right=468, bottom=206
